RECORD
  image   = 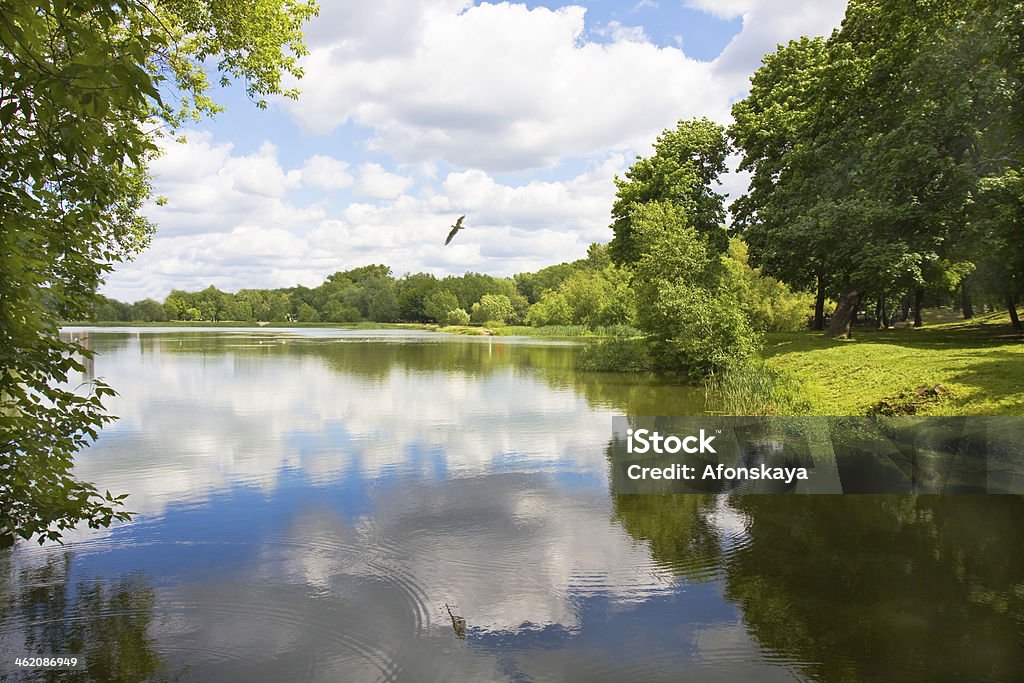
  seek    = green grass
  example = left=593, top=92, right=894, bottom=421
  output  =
left=704, top=362, right=812, bottom=416
left=497, top=324, right=640, bottom=338
left=437, top=325, right=490, bottom=335
left=761, top=311, right=1024, bottom=415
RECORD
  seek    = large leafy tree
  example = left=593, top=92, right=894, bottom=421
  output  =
left=0, top=0, right=317, bottom=546
left=609, top=119, right=754, bottom=376
left=609, top=117, right=730, bottom=266
left=728, top=37, right=852, bottom=330
left=731, top=0, right=1023, bottom=336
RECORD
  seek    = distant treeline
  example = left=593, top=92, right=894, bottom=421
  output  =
left=94, top=245, right=621, bottom=326
left=91, top=240, right=813, bottom=332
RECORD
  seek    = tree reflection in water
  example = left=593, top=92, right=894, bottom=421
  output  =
left=610, top=488, right=1024, bottom=682
left=1, top=552, right=176, bottom=682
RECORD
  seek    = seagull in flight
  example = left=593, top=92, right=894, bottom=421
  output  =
left=445, top=215, right=466, bottom=246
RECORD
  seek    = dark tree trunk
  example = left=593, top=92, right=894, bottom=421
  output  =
left=875, top=296, right=889, bottom=329
left=1009, top=294, right=1023, bottom=332
left=913, top=288, right=924, bottom=327
left=961, top=280, right=974, bottom=319
left=812, top=274, right=826, bottom=331
left=900, top=295, right=911, bottom=323
left=827, top=287, right=861, bottom=339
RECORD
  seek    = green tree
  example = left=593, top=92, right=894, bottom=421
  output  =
left=631, top=202, right=759, bottom=378
left=609, top=118, right=730, bottom=266
left=130, top=298, right=167, bottom=322
left=559, top=271, right=616, bottom=327
left=526, top=290, right=573, bottom=327
left=337, top=264, right=392, bottom=283
left=731, top=1, right=1023, bottom=336
left=236, top=290, right=271, bottom=321
left=514, top=263, right=575, bottom=303
left=442, top=272, right=524, bottom=317
left=728, top=36, right=843, bottom=330
left=600, top=264, right=637, bottom=327
left=721, top=239, right=816, bottom=332
left=395, top=273, right=439, bottom=322
left=364, top=278, right=399, bottom=322
left=93, top=296, right=131, bottom=322
left=1, top=0, right=317, bottom=546
left=441, top=308, right=470, bottom=326
left=296, top=302, right=319, bottom=323
left=969, top=172, right=1024, bottom=330
left=266, top=292, right=291, bottom=322
left=471, top=294, right=515, bottom=325
left=424, top=289, right=460, bottom=323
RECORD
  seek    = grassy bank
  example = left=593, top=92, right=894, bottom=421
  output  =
left=762, top=313, right=1024, bottom=416
left=497, top=324, right=640, bottom=337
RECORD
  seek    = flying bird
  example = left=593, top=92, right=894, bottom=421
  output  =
left=444, top=215, right=466, bottom=246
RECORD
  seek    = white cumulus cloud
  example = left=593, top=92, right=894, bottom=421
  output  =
left=299, top=154, right=354, bottom=190
left=355, top=162, right=414, bottom=200
left=101, top=1, right=849, bottom=302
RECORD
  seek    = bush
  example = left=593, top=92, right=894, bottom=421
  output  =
left=471, top=294, right=514, bottom=324
left=578, top=336, right=651, bottom=372
left=526, top=290, right=573, bottom=326
left=630, top=202, right=761, bottom=379
left=641, top=282, right=760, bottom=378
left=442, top=308, right=470, bottom=326
left=722, top=238, right=816, bottom=331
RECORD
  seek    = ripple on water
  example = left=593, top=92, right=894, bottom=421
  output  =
left=158, top=580, right=408, bottom=682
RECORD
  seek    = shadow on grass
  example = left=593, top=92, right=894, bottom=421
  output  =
left=940, top=350, right=1024, bottom=413
left=764, top=323, right=1023, bottom=357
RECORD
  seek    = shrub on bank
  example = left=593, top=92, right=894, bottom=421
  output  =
left=578, top=336, right=651, bottom=372
left=442, top=308, right=470, bottom=326
left=629, top=202, right=761, bottom=379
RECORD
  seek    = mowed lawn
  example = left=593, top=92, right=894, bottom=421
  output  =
left=762, top=313, right=1024, bottom=416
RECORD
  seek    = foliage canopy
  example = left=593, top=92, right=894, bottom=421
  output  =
left=0, top=0, right=317, bottom=546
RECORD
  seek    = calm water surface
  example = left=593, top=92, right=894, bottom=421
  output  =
left=2, top=328, right=1022, bottom=682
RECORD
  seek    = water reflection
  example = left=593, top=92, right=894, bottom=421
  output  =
left=57, top=329, right=703, bottom=521
left=726, top=495, right=1024, bottom=682
left=0, top=329, right=1020, bottom=681
left=0, top=553, right=175, bottom=682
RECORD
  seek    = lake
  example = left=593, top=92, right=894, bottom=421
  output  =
left=2, top=328, right=1022, bottom=682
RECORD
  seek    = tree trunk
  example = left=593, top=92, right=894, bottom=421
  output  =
left=900, top=295, right=911, bottom=323
left=961, top=280, right=974, bottom=319
left=913, top=288, right=924, bottom=327
left=827, top=287, right=861, bottom=339
left=812, top=274, right=826, bottom=331
left=1009, top=294, right=1023, bottom=332
left=875, top=296, right=889, bottom=329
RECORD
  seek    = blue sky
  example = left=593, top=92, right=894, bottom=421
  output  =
left=105, top=0, right=848, bottom=302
